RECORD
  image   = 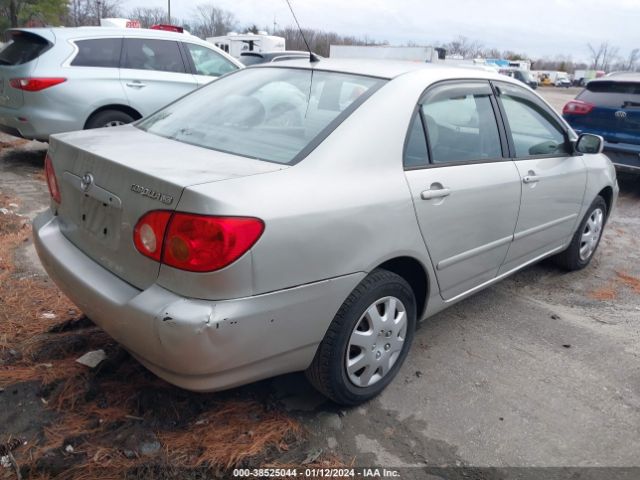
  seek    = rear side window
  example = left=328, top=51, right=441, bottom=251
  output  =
left=184, top=43, right=237, bottom=77
left=578, top=81, right=640, bottom=108
left=122, top=39, right=186, bottom=73
left=404, top=113, right=429, bottom=168
left=0, top=32, right=51, bottom=65
left=421, top=83, right=503, bottom=164
left=71, top=38, right=122, bottom=68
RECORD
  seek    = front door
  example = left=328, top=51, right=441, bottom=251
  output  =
left=403, top=81, right=522, bottom=301
left=494, top=81, right=587, bottom=273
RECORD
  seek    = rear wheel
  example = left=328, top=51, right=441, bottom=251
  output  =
left=306, top=269, right=416, bottom=405
left=554, top=196, right=607, bottom=271
left=86, top=110, right=135, bottom=129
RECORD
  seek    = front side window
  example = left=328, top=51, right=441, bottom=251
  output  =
left=137, top=68, right=385, bottom=164
left=71, top=38, right=122, bottom=68
left=184, top=43, right=238, bottom=77
left=421, top=84, right=503, bottom=164
left=122, top=39, right=185, bottom=73
left=498, top=83, right=569, bottom=157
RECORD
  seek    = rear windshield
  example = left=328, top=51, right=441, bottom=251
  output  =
left=578, top=80, right=640, bottom=108
left=239, top=55, right=267, bottom=66
left=137, top=67, right=385, bottom=164
left=0, top=31, right=51, bottom=65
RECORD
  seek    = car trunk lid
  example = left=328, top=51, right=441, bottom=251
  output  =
left=49, top=125, right=286, bottom=290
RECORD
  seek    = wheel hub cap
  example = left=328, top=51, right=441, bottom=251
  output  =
left=345, top=296, right=408, bottom=388
left=579, top=208, right=604, bottom=262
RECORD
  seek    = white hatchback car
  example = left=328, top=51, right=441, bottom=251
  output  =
left=0, top=26, right=242, bottom=140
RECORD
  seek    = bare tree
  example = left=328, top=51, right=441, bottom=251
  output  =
left=587, top=42, right=620, bottom=71
left=274, top=25, right=387, bottom=57
left=191, top=3, right=237, bottom=38
left=128, top=7, right=167, bottom=28
left=66, top=0, right=121, bottom=26
left=625, top=48, right=639, bottom=71
left=442, top=36, right=484, bottom=59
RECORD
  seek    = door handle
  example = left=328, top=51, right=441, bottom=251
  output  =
left=421, top=187, right=451, bottom=200
left=126, top=81, right=147, bottom=88
left=522, top=175, right=540, bottom=184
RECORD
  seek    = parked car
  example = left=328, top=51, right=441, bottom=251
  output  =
left=511, top=69, right=538, bottom=89
left=0, top=26, right=242, bottom=141
left=34, top=60, right=618, bottom=405
left=563, top=73, right=640, bottom=174
left=555, top=76, right=571, bottom=88
left=239, top=50, right=317, bottom=66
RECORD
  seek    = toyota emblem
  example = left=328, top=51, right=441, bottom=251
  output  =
left=80, top=173, right=94, bottom=192
left=615, top=110, right=627, bottom=119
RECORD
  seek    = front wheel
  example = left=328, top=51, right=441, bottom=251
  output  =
left=306, top=269, right=416, bottom=405
left=554, top=196, right=607, bottom=271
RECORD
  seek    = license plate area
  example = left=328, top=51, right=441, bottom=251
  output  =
left=79, top=193, right=121, bottom=249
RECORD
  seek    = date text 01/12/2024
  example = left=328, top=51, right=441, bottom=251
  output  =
left=232, top=468, right=401, bottom=477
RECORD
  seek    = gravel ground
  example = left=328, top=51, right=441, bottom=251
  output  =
left=1, top=87, right=639, bottom=478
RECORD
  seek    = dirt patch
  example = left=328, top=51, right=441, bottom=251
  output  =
left=588, top=285, right=618, bottom=301
left=616, top=271, right=640, bottom=294
left=0, top=195, right=315, bottom=479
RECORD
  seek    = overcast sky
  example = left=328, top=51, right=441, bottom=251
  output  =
left=126, top=0, right=639, bottom=62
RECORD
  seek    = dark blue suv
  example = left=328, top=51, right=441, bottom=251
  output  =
left=563, top=73, right=640, bottom=174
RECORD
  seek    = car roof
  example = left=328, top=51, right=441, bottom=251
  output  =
left=595, top=72, right=640, bottom=82
left=253, top=58, right=507, bottom=81
left=11, top=27, right=207, bottom=43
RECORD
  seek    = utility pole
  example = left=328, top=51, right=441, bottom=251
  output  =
left=168, top=0, right=171, bottom=24
left=96, top=0, right=102, bottom=25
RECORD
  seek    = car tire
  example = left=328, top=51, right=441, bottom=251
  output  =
left=306, top=269, right=416, bottom=405
left=86, top=110, right=135, bottom=129
left=554, top=196, right=607, bottom=271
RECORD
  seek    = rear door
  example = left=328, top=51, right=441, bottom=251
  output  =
left=181, top=42, right=239, bottom=87
left=404, top=81, right=522, bottom=301
left=120, top=38, right=198, bottom=115
left=494, top=81, right=587, bottom=273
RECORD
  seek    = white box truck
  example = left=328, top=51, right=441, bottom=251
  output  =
left=329, top=45, right=444, bottom=63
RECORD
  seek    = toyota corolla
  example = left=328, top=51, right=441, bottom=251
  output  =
left=34, top=60, right=618, bottom=405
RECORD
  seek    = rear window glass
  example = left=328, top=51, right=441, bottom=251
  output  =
left=578, top=81, right=640, bottom=107
left=137, top=68, right=385, bottom=165
left=0, top=32, right=51, bottom=65
left=239, top=55, right=266, bottom=66
left=71, top=38, right=122, bottom=68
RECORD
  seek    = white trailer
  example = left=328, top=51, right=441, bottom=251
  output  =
left=207, top=32, right=285, bottom=58
left=329, top=45, right=444, bottom=63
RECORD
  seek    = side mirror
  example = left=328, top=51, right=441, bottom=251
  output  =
left=575, top=133, right=604, bottom=154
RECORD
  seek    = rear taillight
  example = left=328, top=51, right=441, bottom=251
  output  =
left=10, top=77, right=67, bottom=92
left=44, top=154, right=61, bottom=204
left=133, top=211, right=172, bottom=262
left=563, top=100, right=594, bottom=115
left=133, top=212, right=264, bottom=272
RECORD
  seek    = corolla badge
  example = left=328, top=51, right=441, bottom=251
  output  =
left=131, top=184, right=174, bottom=205
left=80, top=173, right=94, bottom=192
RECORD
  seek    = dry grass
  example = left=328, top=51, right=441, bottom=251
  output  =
left=0, top=194, right=308, bottom=478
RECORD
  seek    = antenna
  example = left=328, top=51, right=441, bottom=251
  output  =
left=283, top=0, right=320, bottom=63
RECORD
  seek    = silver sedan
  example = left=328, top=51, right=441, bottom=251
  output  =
left=34, top=60, right=618, bottom=405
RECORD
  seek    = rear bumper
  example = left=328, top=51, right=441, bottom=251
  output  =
left=0, top=104, right=84, bottom=141
left=33, top=210, right=363, bottom=391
